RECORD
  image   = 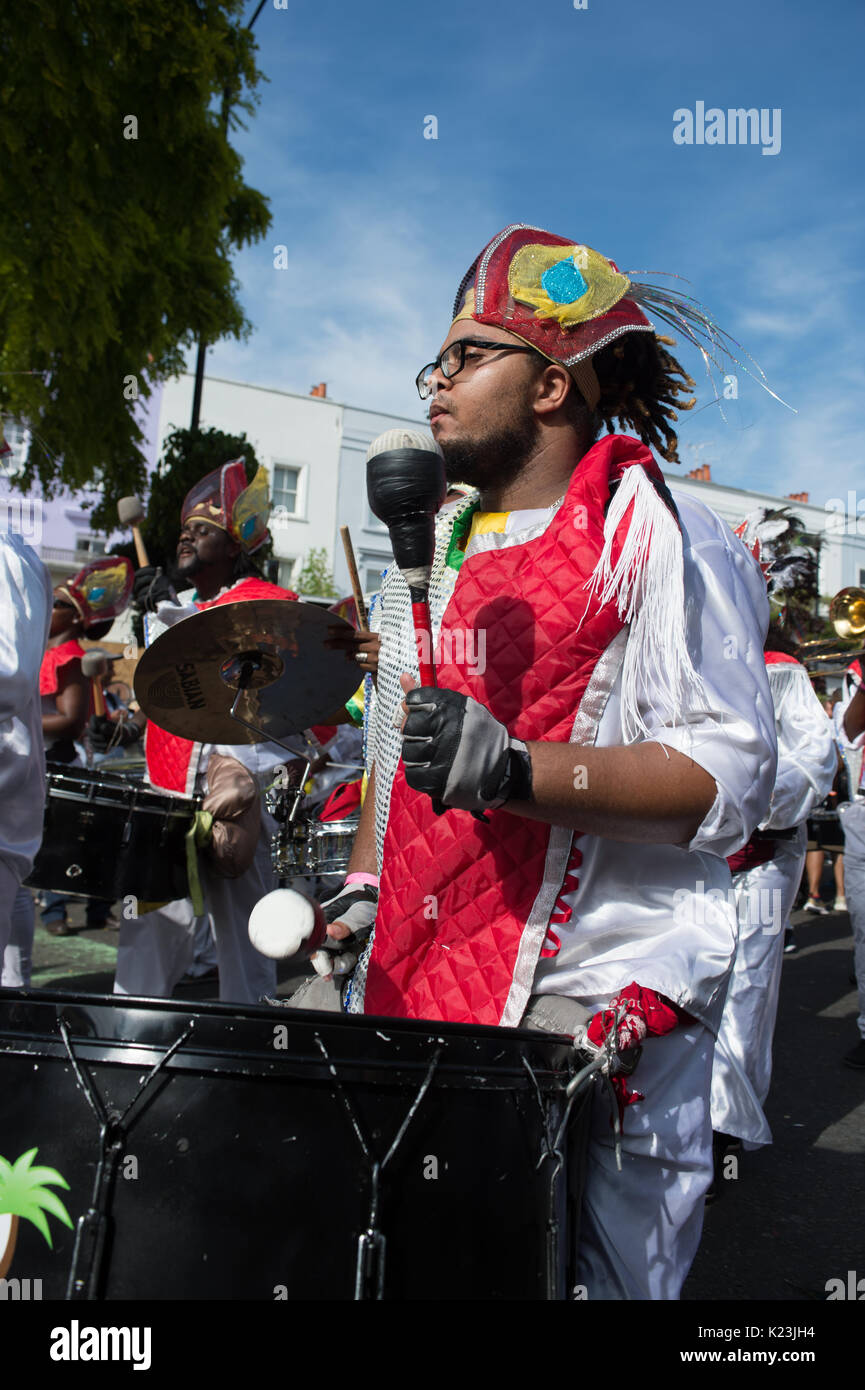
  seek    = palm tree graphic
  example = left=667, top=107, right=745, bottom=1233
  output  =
left=0, top=1149, right=73, bottom=1278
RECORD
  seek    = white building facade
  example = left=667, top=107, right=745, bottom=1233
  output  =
left=4, top=377, right=865, bottom=605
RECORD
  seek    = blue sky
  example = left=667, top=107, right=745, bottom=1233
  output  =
left=201, top=0, right=865, bottom=503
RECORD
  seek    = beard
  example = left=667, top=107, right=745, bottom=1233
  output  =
left=440, top=405, right=540, bottom=493
left=172, top=553, right=204, bottom=586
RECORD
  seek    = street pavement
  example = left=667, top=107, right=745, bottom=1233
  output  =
left=12, top=892, right=865, bottom=1303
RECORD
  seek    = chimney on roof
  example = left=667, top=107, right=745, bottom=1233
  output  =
left=785, top=491, right=809, bottom=504
left=310, top=383, right=327, bottom=398
left=686, top=464, right=711, bottom=482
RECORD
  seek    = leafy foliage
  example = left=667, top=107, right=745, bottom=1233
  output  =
left=0, top=1149, right=73, bottom=1248
left=0, top=1, right=271, bottom=508
left=295, top=547, right=337, bottom=598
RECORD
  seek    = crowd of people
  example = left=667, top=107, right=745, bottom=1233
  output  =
left=2, top=222, right=864, bottom=1300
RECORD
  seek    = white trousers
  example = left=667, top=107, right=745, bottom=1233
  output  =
left=576, top=1022, right=714, bottom=1300
left=1, top=886, right=35, bottom=988
left=710, top=826, right=806, bottom=1145
left=114, top=820, right=277, bottom=1005
left=0, top=857, right=17, bottom=962
left=839, top=799, right=865, bottom=1039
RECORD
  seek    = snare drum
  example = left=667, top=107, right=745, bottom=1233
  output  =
left=272, top=813, right=359, bottom=878
left=25, top=763, right=197, bottom=901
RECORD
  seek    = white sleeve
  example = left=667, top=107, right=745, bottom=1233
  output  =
left=762, top=664, right=837, bottom=828
left=639, top=496, right=778, bottom=857
left=836, top=674, right=865, bottom=751
left=0, top=536, right=52, bottom=723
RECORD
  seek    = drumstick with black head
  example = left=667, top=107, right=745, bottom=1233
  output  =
left=366, top=429, right=447, bottom=689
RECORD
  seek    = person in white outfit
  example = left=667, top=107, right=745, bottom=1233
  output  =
left=710, top=635, right=836, bottom=1149
left=835, top=658, right=865, bottom=1068
left=0, top=533, right=52, bottom=958
left=311, top=225, right=780, bottom=1299
left=112, top=459, right=309, bottom=1005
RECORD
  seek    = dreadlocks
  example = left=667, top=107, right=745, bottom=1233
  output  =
left=591, top=332, right=696, bottom=464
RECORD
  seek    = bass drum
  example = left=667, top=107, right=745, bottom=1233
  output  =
left=24, top=763, right=197, bottom=902
left=0, top=993, right=591, bottom=1301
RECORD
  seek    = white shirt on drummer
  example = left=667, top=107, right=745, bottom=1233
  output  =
left=761, top=661, right=836, bottom=829
left=487, top=491, right=778, bottom=1031
left=0, top=534, right=52, bottom=882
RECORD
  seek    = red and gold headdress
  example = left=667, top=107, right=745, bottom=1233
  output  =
left=452, top=224, right=792, bottom=413
left=57, top=556, right=134, bottom=629
left=181, top=459, right=270, bottom=554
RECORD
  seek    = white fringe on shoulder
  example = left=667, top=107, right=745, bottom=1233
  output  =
left=766, top=659, right=811, bottom=725
left=583, top=464, right=707, bottom=743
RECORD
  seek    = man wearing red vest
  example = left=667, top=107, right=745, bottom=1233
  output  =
left=302, top=227, right=780, bottom=1299
left=112, top=459, right=301, bottom=1004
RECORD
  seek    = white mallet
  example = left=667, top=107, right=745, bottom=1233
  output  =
left=118, top=495, right=150, bottom=568
left=248, top=888, right=328, bottom=960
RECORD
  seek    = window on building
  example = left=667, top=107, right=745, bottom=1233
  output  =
left=364, top=563, right=388, bottom=591
left=272, top=465, right=301, bottom=515
left=75, top=534, right=107, bottom=557
left=277, top=559, right=298, bottom=590
left=859, top=568, right=865, bottom=586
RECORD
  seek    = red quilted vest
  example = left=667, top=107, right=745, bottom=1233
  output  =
left=364, top=435, right=671, bottom=1025
left=145, top=577, right=298, bottom=794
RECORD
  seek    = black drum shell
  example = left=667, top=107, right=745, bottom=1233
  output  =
left=0, top=992, right=591, bottom=1300
left=24, top=764, right=194, bottom=902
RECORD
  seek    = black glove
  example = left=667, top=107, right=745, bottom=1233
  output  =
left=87, top=713, right=142, bottom=752
left=401, top=687, right=532, bottom=814
left=132, top=566, right=177, bottom=613
left=320, top=881, right=378, bottom=946
left=309, top=880, right=379, bottom=979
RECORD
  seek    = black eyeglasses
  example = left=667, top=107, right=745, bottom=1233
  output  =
left=416, top=337, right=538, bottom=400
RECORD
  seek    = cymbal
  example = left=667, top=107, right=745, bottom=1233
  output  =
left=135, top=600, right=360, bottom=744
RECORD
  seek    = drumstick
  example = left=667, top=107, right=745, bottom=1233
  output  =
left=366, top=430, right=446, bottom=689
left=81, top=651, right=108, bottom=717
left=340, top=524, right=368, bottom=629
left=118, top=495, right=151, bottom=568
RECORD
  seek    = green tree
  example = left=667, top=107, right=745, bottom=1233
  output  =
left=123, top=426, right=270, bottom=572
left=0, top=1, right=270, bottom=514
left=295, top=547, right=337, bottom=598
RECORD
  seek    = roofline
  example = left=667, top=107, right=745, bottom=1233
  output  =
left=663, top=469, right=828, bottom=517
left=171, top=371, right=427, bottom=427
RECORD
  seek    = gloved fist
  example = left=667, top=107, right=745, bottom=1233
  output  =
left=309, top=880, right=379, bottom=979
left=87, top=713, right=142, bottom=752
left=132, top=566, right=177, bottom=613
left=401, top=685, right=532, bottom=814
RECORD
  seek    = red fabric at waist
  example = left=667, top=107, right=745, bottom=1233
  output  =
left=727, top=835, right=776, bottom=875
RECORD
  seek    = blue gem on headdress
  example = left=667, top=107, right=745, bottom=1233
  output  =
left=240, top=517, right=255, bottom=539
left=89, top=586, right=107, bottom=603
left=542, top=257, right=589, bottom=305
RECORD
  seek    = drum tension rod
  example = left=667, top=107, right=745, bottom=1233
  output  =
left=58, top=1014, right=196, bottom=1301
left=314, top=1032, right=443, bottom=1301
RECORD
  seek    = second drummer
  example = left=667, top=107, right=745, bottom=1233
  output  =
left=110, top=458, right=313, bottom=1005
